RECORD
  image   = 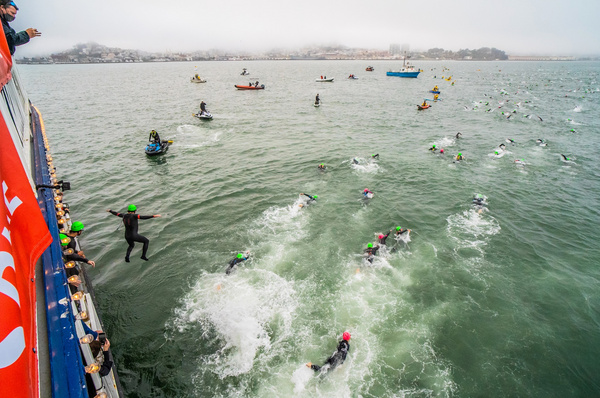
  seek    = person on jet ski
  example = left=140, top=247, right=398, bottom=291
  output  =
left=149, top=130, right=161, bottom=144
left=315, top=94, right=320, bottom=105
left=200, top=101, right=207, bottom=115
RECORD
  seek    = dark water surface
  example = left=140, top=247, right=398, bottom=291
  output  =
left=21, top=60, right=600, bottom=397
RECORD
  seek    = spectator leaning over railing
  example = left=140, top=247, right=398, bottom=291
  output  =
left=0, top=0, right=41, bottom=55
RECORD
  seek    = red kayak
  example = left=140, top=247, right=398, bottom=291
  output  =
left=235, top=84, right=265, bottom=90
left=417, top=104, right=431, bottom=110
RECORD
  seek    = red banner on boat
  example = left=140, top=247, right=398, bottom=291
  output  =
left=0, top=24, right=13, bottom=89
left=0, top=115, right=51, bottom=398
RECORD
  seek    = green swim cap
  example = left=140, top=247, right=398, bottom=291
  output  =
left=71, top=221, right=84, bottom=232
left=495, top=151, right=499, bottom=155
left=432, top=145, right=436, bottom=148
left=367, top=243, right=373, bottom=248
left=128, top=204, right=137, bottom=212
left=59, top=233, right=69, bottom=246
left=458, top=153, right=462, bottom=156
left=320, top=163, right=324, bottom=166
left=477, top=194, right=483, bottom=198
left=313, top=195, right=318, bottom=199
left=396, top=226, right=402, bottom=231
left=237, top=253, right=243, bottom=259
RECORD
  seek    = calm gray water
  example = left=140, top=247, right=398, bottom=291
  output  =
left=21, top=60, right=600, bottom=397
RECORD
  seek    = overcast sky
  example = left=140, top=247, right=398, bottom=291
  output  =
left=11, top=0, right=600, bottom=57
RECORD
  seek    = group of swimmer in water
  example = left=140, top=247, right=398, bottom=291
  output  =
left=427, top=132, right=572, bottom=164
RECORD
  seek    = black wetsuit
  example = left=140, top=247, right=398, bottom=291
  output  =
left=226, top=255, right=248, bottom=274
left=315, top=95, right=320, bottom=104
left=456, top=133, right=461, bottom=139
left=302, top=194, right=316, bottom=202
left=379, top=233, right=390, bottom=245
left=473, top=198, right=486, bottom=206
left=395, top=229, right=409, bottom=237
left=109, top=211, right=154, bottom=261
left=371, top=154, right=379, bottom=159
left=429, top=147, right=437, bottom=152
left=311, top=339, right=350, bottom=372
left=353, top=158, right=359, bottom=164
left=200, top=102, right=207, bottom=113
left=364, top=246, right=380, bottom=263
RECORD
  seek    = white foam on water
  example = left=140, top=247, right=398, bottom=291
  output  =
left=251, top=197, right=309, bottom=241
left=447, top=210, right=500, bottom=255
left=432, top=136, right=455, bottom=148
left=573, top=105, right=582, bottom=112
left=172, top=269, right=297, bottom=378
left=291, top=365, right=314, bottom=394
left=347, top=158, right=382, bottom=174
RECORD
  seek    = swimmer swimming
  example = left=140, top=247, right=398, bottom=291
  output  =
left=363, top=242, right=380, bottom=263
left=560, top=154, right=571, bottom=161
left=300, top=193, right=318, bottom=202
left=506, top=139, right=515, bottom=145
left=456, top=132, right=462, bottom=139
left=353, top=158, right=359, bottom=165
left=429, top=144, right=437, bottom=152
left=318, top=163, right=326, bottom=170
left=371, top=154, right=379, bottom=159
left=378, top=231, right=392, bottom=245
left=363, top=188, right=373, bottom=198
left=306, top=332, right=351, bottom=373
left=394, top=226, right=410, bottom=237
left=226, top=251, right=250, bottom=275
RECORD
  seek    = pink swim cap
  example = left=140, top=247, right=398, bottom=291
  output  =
left=364, top=189, right=369, bottom=192
left=440, top=149, right=444, bottom=153
left=343, top=332, right=351, bottom=340
left=378, top=234, right=384, bottom=239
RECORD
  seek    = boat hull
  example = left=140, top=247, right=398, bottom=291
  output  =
left=235, top=85, right=264, bottom=90
left=386, top=71, right=420, bottom=78
left=316, top=78, right=334, bottom=82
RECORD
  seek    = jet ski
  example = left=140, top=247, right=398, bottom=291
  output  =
left=145, top=140, right=171, bottom=156
left=194, top=111, right=213, bottom=120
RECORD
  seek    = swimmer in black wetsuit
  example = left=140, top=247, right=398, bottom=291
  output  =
left=226, top=252, right=250, bottom=274
left=318, top=163, right=326, bottom=170
left=307, top=332, right=351, bottom=372
left=473, top=194, right=486, bottom=207
left=371, top=154, right=379, bottom=159
left=456, top=132, right=462, bottom=139
left=394, top=226, right=410, bottom=236
left=107, top=205, right=161, bottom=262
left=363, top=243, right=380, bottom=263
left=300, top=193, right=318, bottom=202
left=429, top=144, right=437, bottom=152
left=378, top=231, right=392, bottom=245
left=353, top=158, right=359, bottom=165
left=560, top=154, right=571, bottom=161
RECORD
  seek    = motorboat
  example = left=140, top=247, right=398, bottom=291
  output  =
left=235, top=84, right=265, bottom=90
left=387, top=52, right=421, bottom=78
left=316, top=77, right=334, bottom=82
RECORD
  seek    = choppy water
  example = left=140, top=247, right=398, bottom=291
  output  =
left=22, top=60, right=600, bottom=397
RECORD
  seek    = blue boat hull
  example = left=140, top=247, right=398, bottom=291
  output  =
left=386, top=71, right=420, bottom=78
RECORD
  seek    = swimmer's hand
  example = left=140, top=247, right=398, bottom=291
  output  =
left=306, top=362, right=312, bottom=368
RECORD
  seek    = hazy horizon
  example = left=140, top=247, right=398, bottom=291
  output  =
left=10, top=0, right=600, bottom=58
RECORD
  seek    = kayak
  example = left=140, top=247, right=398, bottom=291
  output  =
left=235, top=84, right=265, bottom=90
left=316, top=78, right=334, bottom=82
left=348, top=76, right=359, bottom=79
left=193, top=111, right=213, bottom=120
left=429, top=90, right=441, bottom=94
left=417, top=105, right=431, bottom=110
left=366, top=66, right=374, bottom=71
left=190, top=78, right=207, bottom=83
left=145, top=140, right=171, bottom=156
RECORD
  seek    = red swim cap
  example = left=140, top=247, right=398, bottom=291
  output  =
left=364, top=189, right=369, bottom=192
left=343, top=332, right=351, bottom=340
left=378, top=234, right=384, bottom=239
